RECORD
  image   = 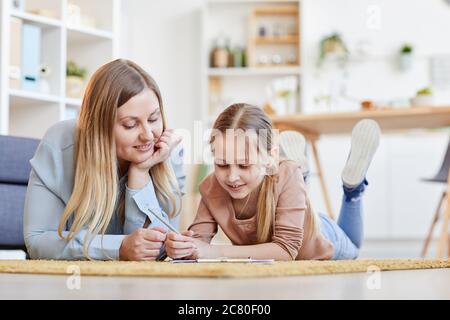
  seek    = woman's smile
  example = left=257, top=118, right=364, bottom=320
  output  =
left=134, top=141, right=154, bottom=152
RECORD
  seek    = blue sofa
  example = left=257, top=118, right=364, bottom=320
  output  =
left=0, top=135, right=39, bottom=250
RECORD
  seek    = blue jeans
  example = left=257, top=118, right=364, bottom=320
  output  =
left=319, top=180, right=367, bottom=260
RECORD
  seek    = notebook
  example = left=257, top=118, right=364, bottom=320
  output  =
left=170, top=258, right=274, bottom=264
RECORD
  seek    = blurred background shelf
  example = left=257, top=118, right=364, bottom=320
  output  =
left=67, top=26, right=114, bottom=43
left=253, top=4, right=298, bottom=16
left=253, top=35, right=299, bottom=45
left=9, top=89, right=61, bottom=105
left=202, top=0, right=302, bottom=127
left=0, top=0, right=121, bottom=138
left=64, top=97, right=82, bottom=107
left=207, top=66, right=301, bottom=77
left=207, top=0, right=299, bottom=5
left=10, top=10, right=62, bottom=28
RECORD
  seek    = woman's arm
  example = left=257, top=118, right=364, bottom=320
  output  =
left=124, top=178, right=168, bottom=234
left=124, top=143, right=185, bottom=234
left=23, top=170, right=126, bottom=260
left=24, top=170, right=166, bottom=261
left=124, top=132, right=184, bottom=232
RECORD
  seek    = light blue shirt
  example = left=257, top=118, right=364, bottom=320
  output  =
left=23, top=119, right=186, bottom=260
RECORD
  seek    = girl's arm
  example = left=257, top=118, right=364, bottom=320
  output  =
left=198, top=242, right=292, bottom=261
left=167, top=164, right=307, bottom=261
left=167, top=196, right=298, bottom=261
left=188, top=199, right=219, bottom=243
left=165, top=198, right=218, bottom=259
left=189, top=165, right=307, bottom=261
left=197, top=165, right=307, bottom=261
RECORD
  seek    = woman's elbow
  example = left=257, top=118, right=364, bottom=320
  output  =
left=25, top=236, right=45, bottom=259
left=24, top=232, right=63, bottom=260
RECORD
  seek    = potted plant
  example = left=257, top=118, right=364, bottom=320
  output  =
left=411, top=86, right=434, bottom=107
left=318, top=33, right=349, bottom=67
left=399, top=44, right=413, bottom=71
left=66, top=61, right=87, bottom=99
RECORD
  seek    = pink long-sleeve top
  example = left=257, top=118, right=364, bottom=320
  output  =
left=188, top=160, right=334, bottom=260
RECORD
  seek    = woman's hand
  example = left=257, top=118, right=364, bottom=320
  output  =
left=165, top=231, right=212, bottom=260
left=119, top=226, right=167, bottom=261
left=130, top=129, right=182, bottom=174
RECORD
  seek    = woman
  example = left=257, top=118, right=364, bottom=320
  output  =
left=23, top=59, right=185, bottom=261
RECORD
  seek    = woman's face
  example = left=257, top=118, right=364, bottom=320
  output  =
left=114, top=89, right=163, bottom=167
left=212, top=133, right=269, bottom=200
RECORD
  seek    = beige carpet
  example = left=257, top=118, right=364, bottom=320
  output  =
left=0, top=259, right=448, bottom=278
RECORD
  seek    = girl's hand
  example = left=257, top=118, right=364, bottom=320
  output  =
left=119, top=226, right=167, bottom=261
left=130, top=129, right=182, bottom=174
left=189, top=238, right=212, bottom=259
left=165, top=231, right=199, bottom=260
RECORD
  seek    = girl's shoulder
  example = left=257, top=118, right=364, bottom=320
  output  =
left=275, top=160, right=306, bottom=190
left=277, top=160, right=303, bottom=178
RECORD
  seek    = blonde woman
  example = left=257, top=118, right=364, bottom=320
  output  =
left=23, top=59, right=185, bottom=261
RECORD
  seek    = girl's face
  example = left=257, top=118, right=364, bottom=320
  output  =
left=212, top=133, right=271, bottom=200
left=114, top=89, right=163, bottom=167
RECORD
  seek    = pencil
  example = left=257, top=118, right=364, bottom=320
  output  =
left=147, top=207, right=180, bottom=262
left=147, top=207, right=180, bottom=234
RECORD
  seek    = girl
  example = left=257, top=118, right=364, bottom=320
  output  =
left=165, top=103, right=380, bottom=260
left=23, top=59, right=185, bottom=261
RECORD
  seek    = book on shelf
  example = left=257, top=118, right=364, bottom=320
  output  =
left=21, top=23, right=41, bottom=92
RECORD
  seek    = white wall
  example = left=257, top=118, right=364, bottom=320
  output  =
left=121, top=0, right=450, bottom=240
left=121, top=0, right=204, bottom=133
left=300, top=0, right=450, bottom=239
left=307, top=132, right=448, bottom=239
left=301, top=0, right=450, bottom=113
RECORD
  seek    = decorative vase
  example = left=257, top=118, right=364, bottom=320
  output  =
left=410, top=94, right=435, bottom=107
left=399, top=53, right=413, bottom=71
left=67, top=3, right=81, bottom=27
left=66, top=76, right=85, bottom=99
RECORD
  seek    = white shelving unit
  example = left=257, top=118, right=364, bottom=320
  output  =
left=207, top=66, right=301, bottom=77
left=201, top=0, right=302, bottom=125
left=0, top=0, right=121, bottom=138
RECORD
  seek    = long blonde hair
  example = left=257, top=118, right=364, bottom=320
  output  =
left=58, top=59, right=181, bottom=259
left=210, top=103, right=319, bottom=243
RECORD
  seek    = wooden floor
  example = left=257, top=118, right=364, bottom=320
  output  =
left=0, top=240, right=449, bottom=299
left=0, top=269, right=449, bottom=299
